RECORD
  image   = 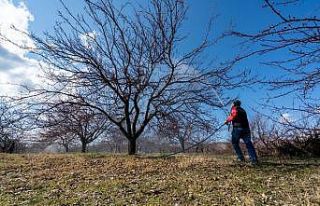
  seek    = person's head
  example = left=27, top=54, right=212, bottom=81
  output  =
left=233, top=100, right=241, bottom=107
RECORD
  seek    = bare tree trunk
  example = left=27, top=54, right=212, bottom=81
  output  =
left=179, top=138, right=185, bottom=153
left=128, top=138, right=136, bottom=155
left=8, top=141, right=15, bottom=154
left=81, top=142, right=87, bottom=153
left=64, top=144, right=69, bottom=153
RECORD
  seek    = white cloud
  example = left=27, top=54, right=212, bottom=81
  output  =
left=0, top=0, right=34, bottom=56
left=0, top=0, right=42, bottom=96
left=79, top=31, right=97, bottom=49
left=279, top=113, right=293, bottom=124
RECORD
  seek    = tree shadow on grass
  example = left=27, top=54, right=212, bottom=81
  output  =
left=260, top=161, right=320, bottom=167
left=133, top=154, right=176, bottom=160
left=249, top=159, right=320, bottom=173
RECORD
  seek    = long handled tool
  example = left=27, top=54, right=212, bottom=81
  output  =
left=161, top=90, right=231, bottom=157
left=161, top=123, right=226, bottom=157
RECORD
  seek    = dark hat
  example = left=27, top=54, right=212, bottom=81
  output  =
left=233, top=100, right=241, bottom=106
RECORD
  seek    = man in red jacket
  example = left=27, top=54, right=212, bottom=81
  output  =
left=224, top=100, right=258, bottom=164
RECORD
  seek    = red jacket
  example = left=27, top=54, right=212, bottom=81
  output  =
left=225, top=106, right=237, bottom=123
left=225, top=106, right=250, bottom=128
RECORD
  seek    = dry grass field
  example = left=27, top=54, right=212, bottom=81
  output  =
left=0, top=153, right=319, bottom=205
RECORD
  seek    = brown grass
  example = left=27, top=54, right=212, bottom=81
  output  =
left=0, top=153, right=319, bottom=205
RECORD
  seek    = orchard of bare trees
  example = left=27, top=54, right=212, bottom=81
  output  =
left=0, top=0, right=319, bottom=157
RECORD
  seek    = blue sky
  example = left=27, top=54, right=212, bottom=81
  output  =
left=1, top=0, right=319, bottom=129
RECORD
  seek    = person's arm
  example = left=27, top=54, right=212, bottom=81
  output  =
left=224, top=107, right=237, bottom=124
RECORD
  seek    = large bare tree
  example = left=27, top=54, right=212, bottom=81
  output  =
left=20, top=0, right=244, bottom=155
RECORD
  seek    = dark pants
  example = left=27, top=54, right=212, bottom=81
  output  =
left=232, top=127, right=258, bottom=163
